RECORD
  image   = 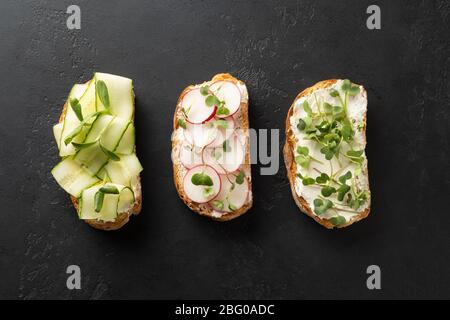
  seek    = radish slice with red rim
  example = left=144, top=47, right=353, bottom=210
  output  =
left=179, top=141, right=203, bottom=169
left=181, top=88, right=217, bottom=124
left=209, top=174, right=249, bottom=212
left=183, top=120, right=218, bottom=148
left=209, top=81, right=241, bottom=118
left=202, top=135, right=244, bottom=174
left=183, top=165, right=221, bottom=203
left=209, top=117, right=235, bottom=148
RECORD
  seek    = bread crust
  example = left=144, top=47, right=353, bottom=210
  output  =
left=284, top=79, right=370, bottom=229
left=58, top=83, right=142, bottom=231
left=172, top=73, right=252, bottom=221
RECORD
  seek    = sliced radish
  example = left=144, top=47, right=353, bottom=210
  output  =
left=183, top=120, right=218, bottom=148
left=209, top=81, right=241, bottom=118
left=209, top=174, right=249, bottom=212
left=179, top=141, right=203, bottom=169
left=202, top=135, right=244, bottom=174
left=181, top=88, right=217, bottom=124
left=183, top=165, right=221, bottom=203
left=209, top=117, right=236, bottom=147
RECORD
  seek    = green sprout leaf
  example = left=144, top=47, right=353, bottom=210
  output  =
left=303, top=100, right=313, bottom=115
left=64, top=125, right=83, bottom=145
left=324, top=133, right=339, bottom=142
left=99, top=185, right=119, bottom=194
left=297, top=116, right=312, bottom=131
left=332, top=105, right=344, bottom=120
left=200, top=85, right=209, bottom=96
left=191, top=172, right=213, bottom=186
left=341, top=79, right=352, bottom=91
left=345, top=150, right=364, bottom=164
left=313, top=198, right=322, bottom=207
left=96, top=80, right=110, bottom=109
left=178, top=118, right=186, bottom=129
left=321, top=186, right=336, bottom=197
left=223, top=139, right=231, bottom=152
left=64, top=111, right=108, bottom=145
left=216, top=105, right=230, bottom=116
left=302, top=177, right=315, bottom=186
left=94, top=190, right=105, bottom=213
left=347, top=150, right=364, bottom=157
left=350, top=190, right=369, bottom=210
left=332, top=105, right=343, bottom=114
left=323, top=102, right=333, bottom=114
left=235, top=170, right=245, bottom=185
left=338, top=171, right=352, bottom=184
left=297, top=119, right=306, bottom=131
left=315, top=173, right=329, bottom=184
left=330, top=90, right=340, bottom=97
left=297, top=146, right=309, bottom=156
left=69, top=98, right=83, bottom=121
left=313, top=198, right=333, bottom=215
left=342, top=124, right=354, bottom=142
left=295, top=145, right=314, bottom=168
left=228, top=203, right=237, bottom=211
left=337, top=184, right=351, bottom=201
left=205, top=95, right=221, bottom=107
left=304, top=116, right=312, bottom=127
left=317, top=120, right=331, bottom=132
left=212, top=200, right=224, bottom=211
left=330, top=215, right=346, bottom=226
left=341, top=79, right=360, bottom=96
left=320, top=146, right=335, bottom=160
left=182, top=106, right=191, bottom=118
left=348, top=86, right=360, bottom=96
left=295, top=155, right=310, bottom=168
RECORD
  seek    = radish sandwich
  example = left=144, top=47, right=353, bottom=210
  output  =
left=172, top=73, right=252, bottom=221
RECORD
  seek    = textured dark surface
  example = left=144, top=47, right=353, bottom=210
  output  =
left=0, top=0, right=449, bottom=299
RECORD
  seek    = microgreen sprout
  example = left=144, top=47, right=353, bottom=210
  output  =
left=191, top=172, right=213, bottom=186
left=222, top=139, right=231, bottom=152
left=200, top=84, right=230, bottom=115
left=96, top=80, right=110, bottom=109
left=178, top=118, right=186, bottom=129
left=69, top=98, right=83, bottom=121
left=212, top=200, right=224, bottom=211
left=235, top=170, right=245, bottom=185
left=295, top=146, right=323, bottom=169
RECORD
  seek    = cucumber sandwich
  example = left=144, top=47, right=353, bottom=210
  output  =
left=52, top=73, right=143, bottom=230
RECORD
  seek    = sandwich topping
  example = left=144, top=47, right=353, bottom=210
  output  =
left=173, top=80, right=250, bottom=217
left=290, top=79, right=370, bottom=226
left=52, top=73, right=143, bottom=222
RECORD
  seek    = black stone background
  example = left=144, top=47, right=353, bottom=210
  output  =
left=0, top=0, right=449, bottom=299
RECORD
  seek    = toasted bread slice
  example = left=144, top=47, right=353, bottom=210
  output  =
left=284, top=79, right=370, bottom=229
left=58, top=86, right=142, bottom=231
left=172, top=73, right=252, bottom=221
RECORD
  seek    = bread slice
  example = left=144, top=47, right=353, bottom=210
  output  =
left=172, top=73, right=252, bottom=221
left=58, top=85, right=142, bottom=231
left=284, top=79, right=370, bottom=229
